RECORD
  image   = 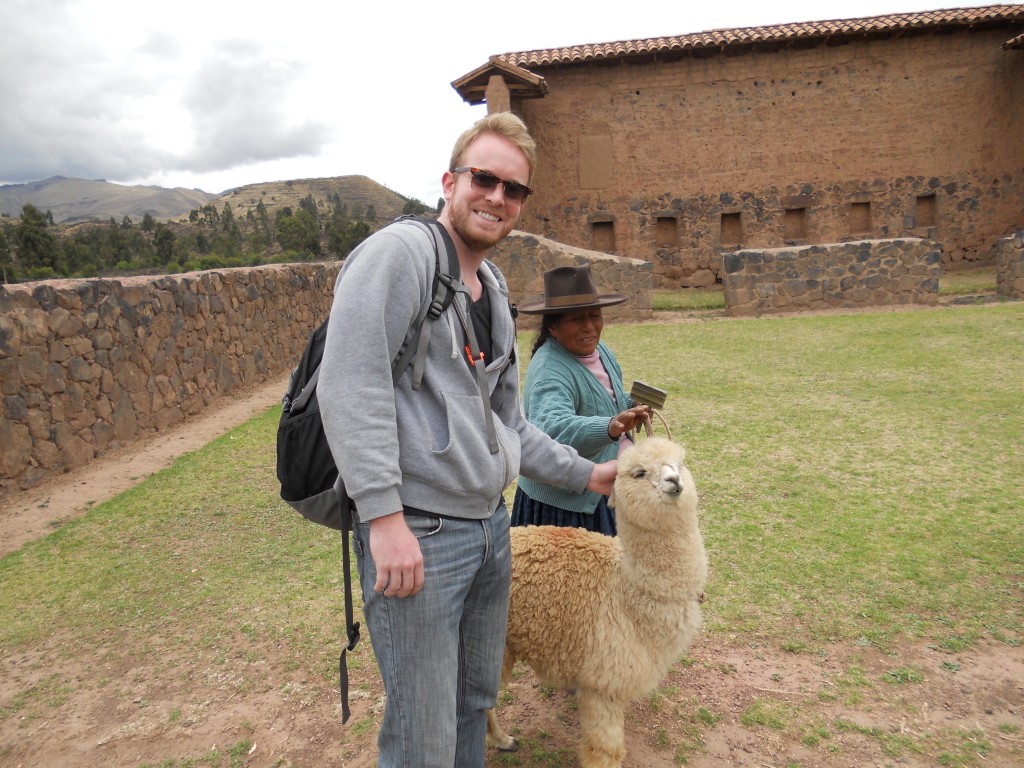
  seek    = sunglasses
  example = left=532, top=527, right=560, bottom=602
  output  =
left=452, top=167, right=533, bottom=204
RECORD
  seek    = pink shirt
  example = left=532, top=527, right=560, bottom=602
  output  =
left=578, top=350, right=634, bottom=456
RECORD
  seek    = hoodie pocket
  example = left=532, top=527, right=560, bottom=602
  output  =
left=429, top=391, right=520, bottom=497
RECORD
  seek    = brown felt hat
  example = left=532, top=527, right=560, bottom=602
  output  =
left=517, top=264, right=627, bottom=315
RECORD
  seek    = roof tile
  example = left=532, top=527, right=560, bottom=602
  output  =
left=496, top=5, right=1024, bottom=67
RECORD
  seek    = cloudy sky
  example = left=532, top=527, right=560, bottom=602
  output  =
left=0, top=0, right=999, bottom=206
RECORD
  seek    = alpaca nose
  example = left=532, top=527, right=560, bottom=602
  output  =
left=660, top=466, right=682, bottom=495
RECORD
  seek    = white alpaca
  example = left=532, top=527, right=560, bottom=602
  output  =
left=487, top=437, right=707, bottom=768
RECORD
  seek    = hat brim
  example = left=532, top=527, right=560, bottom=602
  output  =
left=517, top=295, right=628, bottom=315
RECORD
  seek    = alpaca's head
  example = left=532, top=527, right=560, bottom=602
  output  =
left=610, top=438, right=698, bottom=532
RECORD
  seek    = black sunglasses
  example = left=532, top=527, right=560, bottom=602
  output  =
left=452, top=167, right=533, bottom=204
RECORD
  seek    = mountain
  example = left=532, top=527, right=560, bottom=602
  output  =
left=217, top=175, right=420, bottom=224
left=0, top=177, right=216, bottom=224
left=0, top=175, right=425, bottom=226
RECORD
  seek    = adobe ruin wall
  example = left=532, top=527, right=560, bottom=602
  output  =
left=513, top=27, right=1024, bottom=287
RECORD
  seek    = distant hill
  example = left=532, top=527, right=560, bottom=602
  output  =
left=214, top=175, right=422, bottom=225
left=0, top=175, right=427, bottom=226
left=0, top=177, right=216, bottom=224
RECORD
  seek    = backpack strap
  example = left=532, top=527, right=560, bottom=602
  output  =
left=390, top=216, right=461, bottom=390
left=337, top=484, right=358, bottom=723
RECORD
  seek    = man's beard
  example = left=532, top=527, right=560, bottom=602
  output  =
left=448, top=205, right=514, bottom=252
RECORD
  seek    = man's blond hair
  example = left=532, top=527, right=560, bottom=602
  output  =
left=449, top=112, right=537, bottom=183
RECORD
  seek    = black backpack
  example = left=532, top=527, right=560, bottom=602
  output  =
left=275, top=215, right=460, bottom=722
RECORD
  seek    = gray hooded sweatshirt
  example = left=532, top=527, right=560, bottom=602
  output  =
left=318, top=220, right=594, bottom=523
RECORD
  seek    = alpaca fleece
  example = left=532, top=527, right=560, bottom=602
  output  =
left=487, top=437, right=707, bottom=768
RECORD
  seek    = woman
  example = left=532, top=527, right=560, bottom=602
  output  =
left=512, top=264, right=651, bottom=536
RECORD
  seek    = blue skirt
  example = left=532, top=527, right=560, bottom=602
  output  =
left=510, top=486, right=617, bottom=537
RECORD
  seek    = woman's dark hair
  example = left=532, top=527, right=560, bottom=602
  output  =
left=531, top=313, right=565, bottom=356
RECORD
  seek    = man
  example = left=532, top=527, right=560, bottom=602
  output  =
left=318, top=112, right=617, bottom=767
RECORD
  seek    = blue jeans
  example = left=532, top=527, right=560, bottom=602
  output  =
left=352, top=508, right=511, bottom=768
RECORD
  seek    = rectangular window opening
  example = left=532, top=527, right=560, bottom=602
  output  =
left=783, top=208, right=808, bottom=242
left=655, top=217, right=678, bottom=248
left=591, top=221, right=615, bottom=252
left=849, top=201, right=872, bottom=236
left=915, top=194, right=937, bottom=228
left=720, top=212, right=742, bottom=247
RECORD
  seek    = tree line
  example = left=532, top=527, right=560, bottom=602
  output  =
left=0, top=192, right=436, bottom=284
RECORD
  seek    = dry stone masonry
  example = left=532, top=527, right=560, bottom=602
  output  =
left=722, top=238, right=941, bottom=316
left=0, top=235, right=650, bottom=499
left=491, top=231, right=653, bottom=329
left=0, top=265, right=339, bottom=499
left=995, top=231, right=1024, bottom=298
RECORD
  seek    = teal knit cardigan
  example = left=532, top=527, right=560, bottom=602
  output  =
left=516, top=338, right=633, bottom=513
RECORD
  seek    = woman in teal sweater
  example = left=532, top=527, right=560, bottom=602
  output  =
left=512, top=264, right=651, bottom=536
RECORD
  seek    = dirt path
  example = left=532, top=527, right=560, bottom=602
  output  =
left=0, top=373, right=290, bottom=558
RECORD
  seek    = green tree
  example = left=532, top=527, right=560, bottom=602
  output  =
left=61, top=240, right=96, bottom=276
left=402, top=198, right=431, bottom=216
left=15, top=204, right=61, bottom=273
left=276, top=207, right=320, bottom=257
left=200, top=204, right=220, bottom=228
left=326, top=205, right=350, bottom=256
left=141, top=213, right=156, bottom=233
left=221, top=202, right=235, bottom=232
left=154, top=224, right=176, bottom=264
left=298, top=194, right=318, bottom=217
left=0, top=222, right=15, bottom=282
left=327, top=217, right=369, bottom=257
left=246, top=198, right=272, bottom=250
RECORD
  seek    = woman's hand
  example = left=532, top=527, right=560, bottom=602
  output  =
left=608, top=405, right=653, bottom=439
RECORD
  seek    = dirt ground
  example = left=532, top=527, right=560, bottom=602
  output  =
left=2, top=324, right=1022, bottom=767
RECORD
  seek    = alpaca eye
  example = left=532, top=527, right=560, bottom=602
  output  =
left=631, top=469, right=647, bottom=479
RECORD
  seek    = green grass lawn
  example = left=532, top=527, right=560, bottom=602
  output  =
left=602, top=301, right=1022, bottom=650
left=1, top=300, right=1021, bottom=767
left=938, top=265, right=998, bottom=296
left=3, top=300, right=1020, bottom=655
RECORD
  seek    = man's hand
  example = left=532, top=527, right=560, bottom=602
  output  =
left=587, top=460, right=617, bottom=496
left=608, top=405, right=653, bottom=439
left=368, top=512, right=425, bottom=598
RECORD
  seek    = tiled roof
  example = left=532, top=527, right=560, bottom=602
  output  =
left=496, top=4, right=1024, bottom=68
left=1005, top=30, right=1024, bottom=45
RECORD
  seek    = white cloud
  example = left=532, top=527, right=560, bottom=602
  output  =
left=180, top=46, right=332, bottom=171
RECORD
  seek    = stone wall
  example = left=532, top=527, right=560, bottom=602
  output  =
left=510, top=27, right=1024, bottom=286
left=0, top=234, right=650, bottom=498
left=995, top=231, right=1024, bottom=299
left=491, top=231, right=653, bottom=330
left=0, top=264, right=339, bottom=500
left=722, top=238, right=941, bottom=317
